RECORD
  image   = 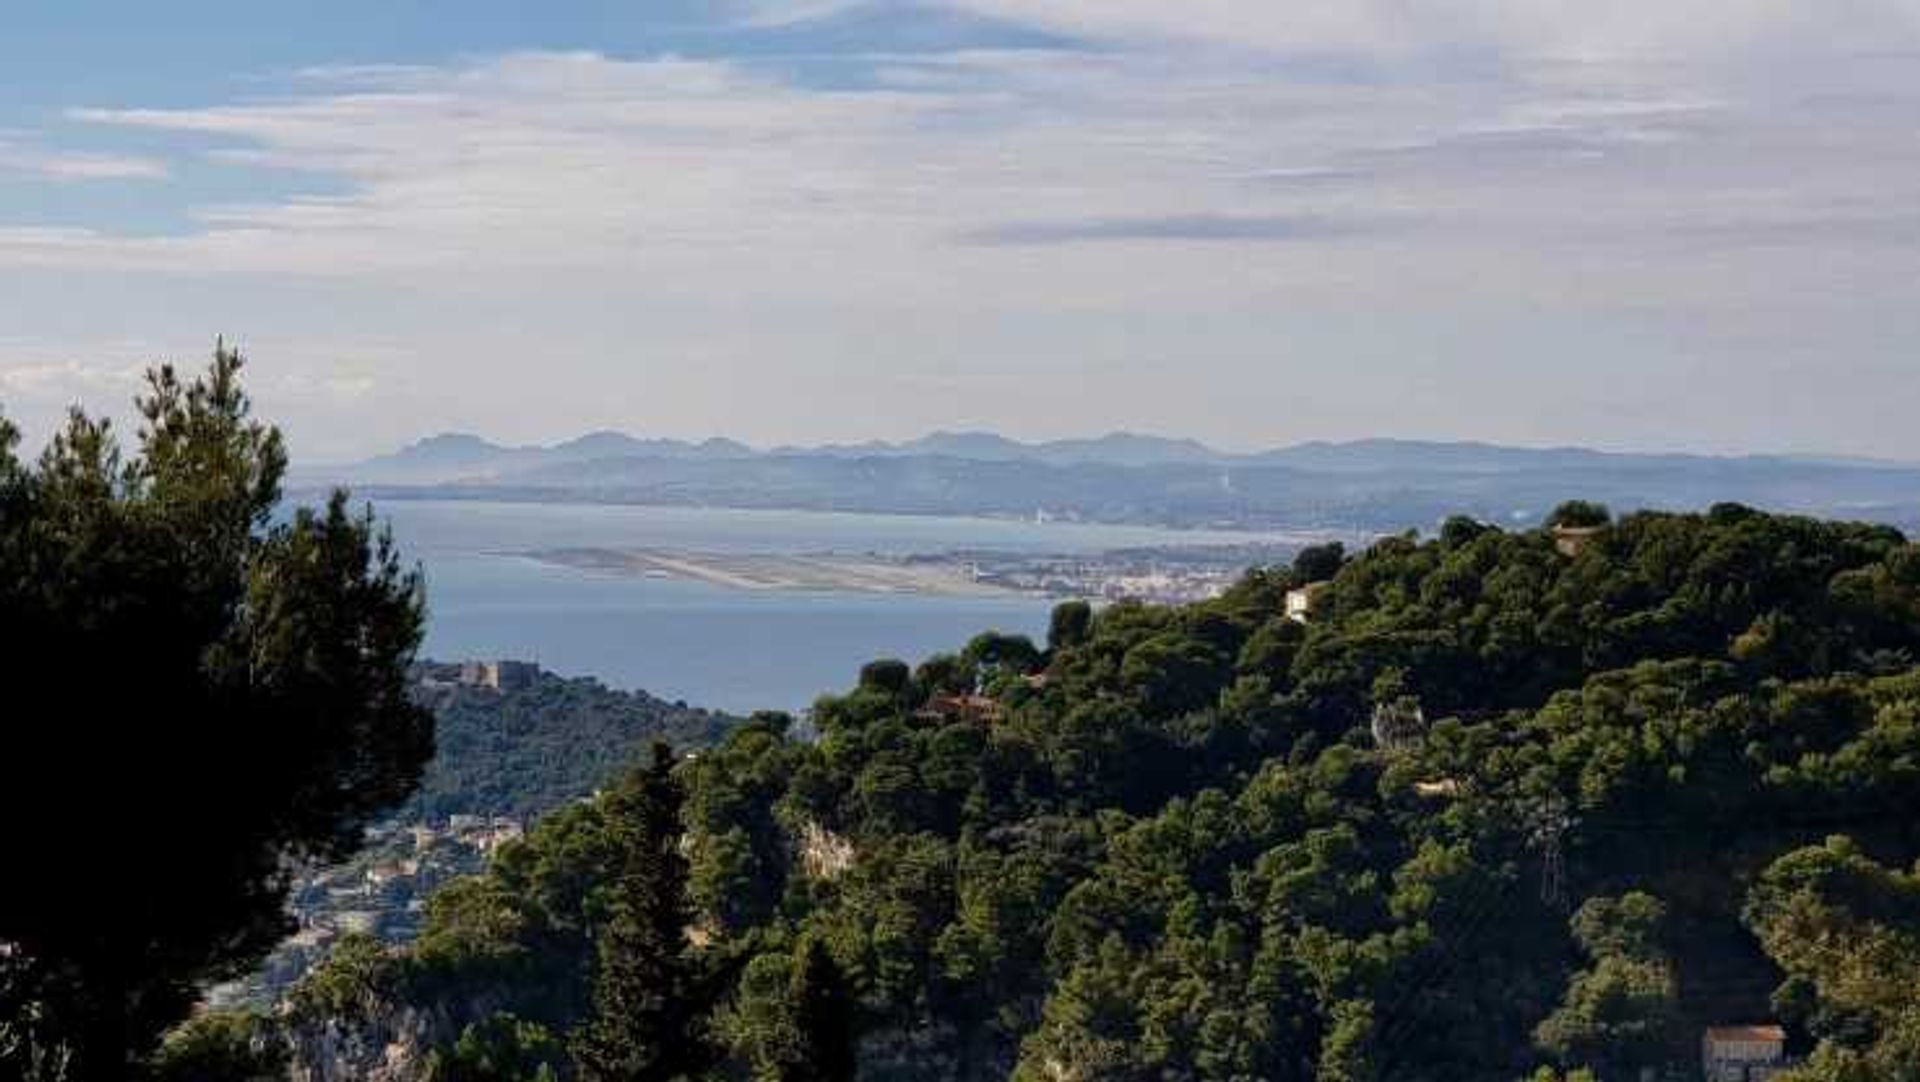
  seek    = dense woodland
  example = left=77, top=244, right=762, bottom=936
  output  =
left=205, top=500, right=1920, bottom=1081
left=403, top=668, right=736, bottom=824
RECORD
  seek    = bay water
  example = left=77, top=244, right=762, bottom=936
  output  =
left=375, top=499, right=1277, bottom=714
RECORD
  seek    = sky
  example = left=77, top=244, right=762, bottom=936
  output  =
left=2, top=2, right=1918, bottom=462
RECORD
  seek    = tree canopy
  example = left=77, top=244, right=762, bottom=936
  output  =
left=256, top=499, right=1920, bottom=1079
left=0, top=345, right=434, bottom=1079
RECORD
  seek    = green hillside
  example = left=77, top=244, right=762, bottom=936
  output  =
left=232, top=503, right=1920, bottom=1081
left=402, top=664, right=737, bottom=823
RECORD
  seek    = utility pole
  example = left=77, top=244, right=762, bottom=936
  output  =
left=1524, top=792, right=1574, bottom=912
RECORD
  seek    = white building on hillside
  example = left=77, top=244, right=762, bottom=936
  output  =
left=1285, top=581, right=1330, bottom=623
left=1702, top=1024, right=1788, bottom=1081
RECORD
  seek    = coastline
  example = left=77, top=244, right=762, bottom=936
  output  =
left=518, top=546, right=1024, bottom=597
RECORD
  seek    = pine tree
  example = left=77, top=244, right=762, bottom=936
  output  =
left=0, top=345, right=433, bottom=1079
left=789, top=938, right=857, bottom=1082
left=573, top=743, right=706, bottom=1082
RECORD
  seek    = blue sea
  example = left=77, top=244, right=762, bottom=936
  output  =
left=375, top=500, right=1277, bottom=715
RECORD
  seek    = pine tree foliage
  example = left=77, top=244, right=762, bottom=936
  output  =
left=0, top=344, right=434, bottom=1080
left=573, top=743, right=706, bottom=1082
left=789, top=938, right=857, bottom=1082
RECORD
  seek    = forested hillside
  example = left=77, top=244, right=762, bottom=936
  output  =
left=403, top=666, right=737, bottom=823
left=206, top=502, right=1920, bottom=1081
left=205, top=668, right=740, bottom=1013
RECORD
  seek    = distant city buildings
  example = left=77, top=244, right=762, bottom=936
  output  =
left=208, top=810, right=529, bottom=1009
left=953, top=544, right=1303, bottom=606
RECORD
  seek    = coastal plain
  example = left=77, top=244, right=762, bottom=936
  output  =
left=518, top=546, right=1017, bottom=597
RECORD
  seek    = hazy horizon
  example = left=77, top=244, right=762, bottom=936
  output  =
left=5, top=2, right=1919, bottom=462
left=320, top=425, right=1920, bottom=470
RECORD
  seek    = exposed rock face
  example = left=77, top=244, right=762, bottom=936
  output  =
left=1369, top=695, right=1426, bottom=752
left=285, top=995, right=508, bottom=1082
left=286, top=1009, right=431, bottom=1082
left=799, top=820, right=856, bottom=881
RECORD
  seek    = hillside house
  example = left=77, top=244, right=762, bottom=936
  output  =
left=915, top=693, right=1005, bottom=724
left=1285, top=581, right=1330, bottom=623
left=473, top=819, right=524, bottom=854
left=1552, top=525, right=1602, bottom=558
left=457, top=659, right=539, bottom=692
left=1702, top=1025, right=1788, bottom=1081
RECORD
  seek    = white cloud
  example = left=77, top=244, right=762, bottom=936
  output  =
left=0, top=348, right=151, bottom=447
left=0, top=140, right=168, bottom=180
left=0, top=357, right=140, bottom=395
left=916, top=0, right=1920, bottom=62
left=3, top=4, right=1918, bottom=456
left=732, top=0, right=876, bottom=28
left=19, top=34, right=1914, bottom=291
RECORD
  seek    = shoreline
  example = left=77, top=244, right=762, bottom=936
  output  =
left=519, top=547, right=1026, bottom=598
left=288, top=486, right=1351, bottom=546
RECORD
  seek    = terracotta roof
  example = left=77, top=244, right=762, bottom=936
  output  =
left=916, top=693, right=1005, bottom=722
left=1705, top=1025, right=1786, bottom=1043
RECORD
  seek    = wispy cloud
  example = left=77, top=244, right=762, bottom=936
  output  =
left=0, top=355, right=146, bottom=398
left=958, top=213, right=1366, bottom=246
left=732, top=0, right=876, bottom=28
left=0, top=140, right=168, bottom=180
left=17, top=25, right=1915, bottom=281
left=919, top=0, right=1920, bottom=62
left=4, top=4, right=1920, bottom=456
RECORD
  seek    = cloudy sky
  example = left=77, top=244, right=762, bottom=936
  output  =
left=2, top=1, right=1917, bottom=461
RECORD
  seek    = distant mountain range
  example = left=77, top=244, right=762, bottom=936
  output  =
left=336, top=430, right=759, bottom=484
left=297, top=430, right=1920, bottom=533
left=337, top=429, right=1238, bottom=483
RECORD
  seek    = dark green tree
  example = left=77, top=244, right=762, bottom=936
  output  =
left=856, top=659, right=911, bottom=697
left=963, top=631, right=1041, bottom=681
left=0, top=345, right=433, bottom=1080
left=1048, top=600, right=1093, bottom=652
left=1534, top=894, right=1680, bottom=1076
left=789, top=938, right=857, bottom=1082
left=1290, top=542, right=1346, bottom=584
left=1438, top=515, right=1494, bottom=548
left=1546, top=500, right=1610, bottom=529
left=148, top=1009, right=286, bottom=1082
left=573, top=743, right=706, bottom=1081
left=425, top=1013, right=565, bottom=1082
left=1744, top=837, right=1920, bottom=1078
